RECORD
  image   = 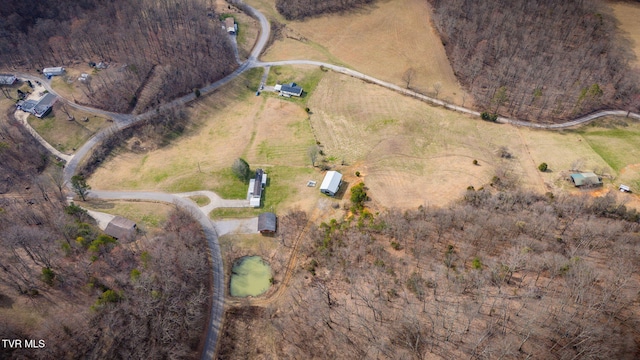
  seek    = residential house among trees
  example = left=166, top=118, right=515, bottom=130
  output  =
left=258, top=212, right=277, bottom=234
left=570, top=172, right=602, bottom=187
left=17, top=93, right=57, bottom=118
left=320, top=171, right=342, bottom=196
left=104, top=216, right=137, bottom=241
left=43, top=67, right=65, bottom=77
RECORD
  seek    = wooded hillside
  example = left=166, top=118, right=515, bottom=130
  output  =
left=428, top=0, right=640, bottom=123
left=0, top=0, right=236, bottom=112
left=0, top=113, right=211, bottom=359
left=221, top=190, right=640, bottom=359
left=276, top=0, right=376, bottom=20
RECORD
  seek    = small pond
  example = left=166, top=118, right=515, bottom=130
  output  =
left=229, top=256, right=272, bottom=297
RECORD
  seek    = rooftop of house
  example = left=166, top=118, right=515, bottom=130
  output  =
left=258, top=212, right=277, bottom=232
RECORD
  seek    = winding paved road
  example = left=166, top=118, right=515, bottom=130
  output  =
left=11, top=1, right=640, bottom=358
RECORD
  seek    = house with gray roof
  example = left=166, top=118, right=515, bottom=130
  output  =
left=279, top=82, right=303, bottom=97
left=17, top=93, right=57, bottom=118
left=570, top=172, right=602, bottom=187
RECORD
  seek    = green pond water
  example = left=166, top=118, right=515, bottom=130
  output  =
left=229, top=256, right=272, bottom=297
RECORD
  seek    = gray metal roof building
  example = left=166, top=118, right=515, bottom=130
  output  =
left=104, top=216, right=137, bottom=241
left=570, top=172, right=602, bottom=187
left=0, top=74, right=17, bottom=85
left=258, top=212, right=277, bottom=234
left=280, top=82, right=303, bottom=97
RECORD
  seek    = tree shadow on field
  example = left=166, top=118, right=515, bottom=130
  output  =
left=0, top=293, right=15, bottom=308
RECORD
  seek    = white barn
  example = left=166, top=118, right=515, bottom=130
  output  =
left=320, top=171, right=342, bottom=196
left=43, top=67, right=65, bottom=77
left=0, top=74, right=17, bottom=85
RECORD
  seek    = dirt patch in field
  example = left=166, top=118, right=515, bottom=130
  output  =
left=611, top=1, right=640, bottom=68
left=259, top=0, right=467, bottom=105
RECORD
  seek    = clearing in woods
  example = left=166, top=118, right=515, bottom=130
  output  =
left=81, top=200, right=175, bottom=233
left=89, top=65, right=640, bottom=210
left=251, top=0, right=467, bottom=105
left=611, top=1, right=640, bottom=68
left=308, top=71, right=640, bottom=208
left=88, top=67, right=322, bottom=213
left=25, top=103, right=109, bottom=154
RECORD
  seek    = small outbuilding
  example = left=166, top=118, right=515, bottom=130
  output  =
left=619, top=184, right=631, bottom=193
left=570, top=172, right=602, bottom=187
left=0, top=74, right=17, bottom=85
left=225, top=17, right=237, bottom=34
left=43, top=67, right=65, bottom=77
left=258, top=212, right=277, bottom=234
left=104, top=216, right=137, bottom=241
left=320, top=171, right=342, bottom=196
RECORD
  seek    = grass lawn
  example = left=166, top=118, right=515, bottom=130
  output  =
left=26, top=104, right=109, bottom=154
left=90, top=64, right=640, bottom=211
left=577, top=119, right=640, bottom=172
left=82, top=200, right=174, bottom=232
left=189, top=195, right=211, bottom=206
left=265, top=65, right=324, bottom=105
left=90, top=67, right=321, bottom=212
left=219, top=232, right=279, bottom=255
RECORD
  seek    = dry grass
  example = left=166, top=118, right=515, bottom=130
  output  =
left=253, top=0, right=467, bottom=105
left=308, top=72, right=640, bottom=209
left=90, top=67, right=640, bottom=211
left=611, top=1, right=640, bottom=68
left=89, top=67, right=324, bottom=213
left=81, top=199, right=174, bottom=233
left=49, top=65, right=96, bottom=105
left=26, top=103, right=109, bottom=154
left=215, top=0, right=260, bottom=59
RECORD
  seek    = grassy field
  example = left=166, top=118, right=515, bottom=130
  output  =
left=81, top=200, right=174, bottom=232
left=49, top=65, right=96, bottom=105
left=611, top=1, right=640, bottom=69
left=90, top=67, right=640, bottom=212
left=251, top=0, right=467, bottom=105
left=308, top=72, right=640, bottom=208
left=26, top=104, right=108, bottom=154
left=90, top=66, right=325, bottom=213
left=189, top=195, right=211, bottom=206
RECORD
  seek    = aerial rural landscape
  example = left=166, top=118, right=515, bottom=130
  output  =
left=1, top=0, right=640, bottom=359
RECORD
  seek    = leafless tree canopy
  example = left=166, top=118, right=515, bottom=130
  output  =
left=222, top=190, right=640, bottom=359
left=428, top=0, right=640, bottom=123
left=0, top=115, right=211, bottom=359
left=0, top=0, right=236, bottom=112
left=275, top=0, right=376, bottom=20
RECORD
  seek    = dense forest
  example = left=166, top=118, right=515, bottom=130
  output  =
left=0, top=112, right=211, bottom=359
left=428, top=0, right=640, bottom=123
left=220, top=189, right=640, bottom=358
left=275, top=0, right=376, bottom=20
left=0, top=0, right=236, bottom=112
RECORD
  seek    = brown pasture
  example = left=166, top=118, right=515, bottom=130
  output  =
left=252, top=0, right=468, bottom=105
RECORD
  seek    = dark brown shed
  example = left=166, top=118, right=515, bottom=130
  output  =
left=104, top=216, right=137, bottom=241
left=258, top=212, right=277, bottom=234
